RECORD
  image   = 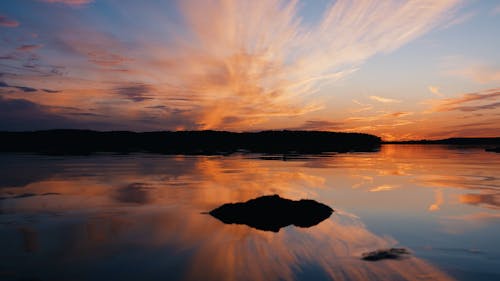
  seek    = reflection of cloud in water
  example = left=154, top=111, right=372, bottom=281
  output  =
left=460, top=193, right=500, bottom=210
left=416, top=175, right=499, bottom=191
left=6, top=207, right=456, bottom=281
left=18, top=227, right=38, bottom=253
left=0, top=154, right=460, bottom=281
left=369, top=185, right=397, bottom=192
left=2, top=145, right=499, bottom=280
left=438, top=212, right=500, bottom=234
left=429, top=189, right=444, bottom=211
left=114, top=183, right=153, bottom=204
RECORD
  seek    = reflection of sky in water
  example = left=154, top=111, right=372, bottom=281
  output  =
left=0, top=145, right=499, bottom=281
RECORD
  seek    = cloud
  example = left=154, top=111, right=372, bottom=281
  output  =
left=447, top=64, right=500, bottom=84
left=150, top=0, right=457, bottom=129
left=0, top=15, right=19, bottom=27
left=0, top=81, right=37, bottom=93
left=290, top=120, right=344, bottom=131
left=454, top=102, right=500, bottom=112
left=39, top=0, right=93, bottom=6
left=426, top=126, right=500, bottom=139
left=369, top=96, right=401, bottom=103
left=53, top=30, right=133, bottom=70
left=16, top=45, right=43, bottom=52
left=0, top=95, right=200, bottom=131
left=0, top=80, right=58, bottom=93
left=382, top=112, right=412, bottom=118
left=441, top=11, right=476, bottom=29
left=0, top=96, right=76, bottom=130
left=347, top=111, right=412, bottom=122
left=431, top=88, right=500, bottom=112
left=42, top=89, right=61, bottom=93
left=428, top=86, right=444, bottom=97
left=492, top=5, right=500, bottom=16
left=0, top=0, right=461, bottom=132
left=351, top=99, right=373, bottom=113
left=87, top=51, right=130, bottom=67
left=113, top=84, right=153, bottom=102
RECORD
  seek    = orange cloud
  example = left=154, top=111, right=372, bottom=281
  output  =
left=430, top=88, right=500, bottom=112
left=148, top=0, right=458, bottom=129
left=1, top=0, right=463, bottom=134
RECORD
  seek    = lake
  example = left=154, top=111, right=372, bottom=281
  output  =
left=0, top=145, right=499, bottom=281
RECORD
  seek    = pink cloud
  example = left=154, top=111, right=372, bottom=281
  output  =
left=40, top=0, right=93, bottom=6
left=16, top=44, right=43, bottom=52
left=0, top=15, right=19, bottom=27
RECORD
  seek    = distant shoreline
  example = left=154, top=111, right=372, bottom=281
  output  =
left=383, top=138, right=500, bottom=145
left=0, top=130, right=381, bottom=155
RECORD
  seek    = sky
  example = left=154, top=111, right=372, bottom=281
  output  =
left=0, top=0, right=499, bottom=140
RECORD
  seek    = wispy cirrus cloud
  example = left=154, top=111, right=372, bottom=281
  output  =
left=450, top=65, right=500, bottom=84
left=440, top=56, right=500, bottom=84
left=151, top=0, right=457, bottom=129
left=290, top=120, right=344, bottom=131
left=0, top=95, right=75, bottom=130
left=39, top=0, right=93, bottom=6
left=454, top=102, right=500, bottom=112
left=383, top=111, right=412, bottom=118
left=492, top=4, right=500, bottom=16
left=430, top=88, right=500, bottom=112
left=351, top=99, right=373, bottom=113
left=369, top=95, right=401, bottom=103
left=1, top=81, right=37, bottom=93
left=16, top=44, right=43, bottom=52
left=441, top=11, right=476, bottom=29
left=0, top=15, right=19, bottom=27
left=0, top=0, right=461, bottom=132
left=55, top=30, right=133, bottom=69
left=113, top=84, right=153, bottom=102
left=428, top=86, right=444, bottom=97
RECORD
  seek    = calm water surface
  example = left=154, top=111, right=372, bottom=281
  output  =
left=0, top=145, right=499, bottom=281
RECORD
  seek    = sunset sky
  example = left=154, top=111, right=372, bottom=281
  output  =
left=0, top=0, right=499, bottom=140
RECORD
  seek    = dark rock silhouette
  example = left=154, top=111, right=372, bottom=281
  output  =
left=209, top=195, right=333, bottom=232
left=485, top=147, right=500, bottom=153
left=361, top=248, right=411, bottom=261
left=0, top=129, right=381, bottom=155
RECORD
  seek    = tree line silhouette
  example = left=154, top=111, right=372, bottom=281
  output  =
left=0, top=129, right=381, bottom=155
